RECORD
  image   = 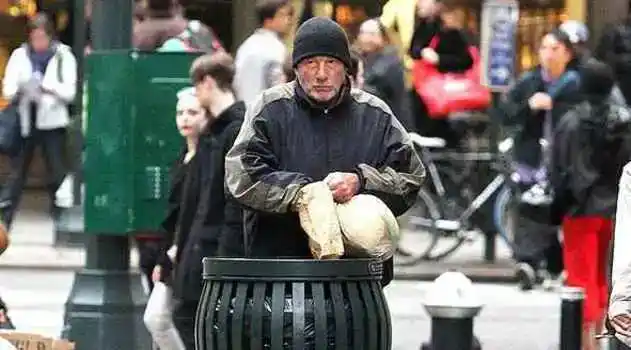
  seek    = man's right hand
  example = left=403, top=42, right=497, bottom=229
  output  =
left=528, top=92, right=552, bottom=111
left=611, top=314, right=631, bottom=337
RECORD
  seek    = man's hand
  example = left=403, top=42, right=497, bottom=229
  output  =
left=324, top=172, right=360, bottom=203
left=611, top=314, right=631, bottom=337
left=528, top=92, right=553, bottom=111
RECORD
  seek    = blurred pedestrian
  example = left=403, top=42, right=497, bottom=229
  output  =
left=234, top=0, right=293, bottom=104
left=357, top=18, right=412, bottom=131
left=496, top=29, right=582, bottom=291
left=143, top=87, right=203, bottom=350
left=409, top=3, right=473, bottom=144
left=553, top=60, right=631, bottom=350
left=0, top=13, right=76, bottom=230
left=596, top=16, right=631, bottom=103
left=159, top=52, right=244, bottom=350
left=134, top=0, right=224, bottom=53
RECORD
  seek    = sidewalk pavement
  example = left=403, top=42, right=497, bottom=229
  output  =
left=0, top=191, right=141, bottom=271
left=0, top=191, right=516, bottom=282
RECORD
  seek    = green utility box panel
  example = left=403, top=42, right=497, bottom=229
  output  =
left=84, top=51, right=200, bottom=234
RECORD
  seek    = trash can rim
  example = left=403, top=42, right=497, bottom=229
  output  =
left=202, top=257, right=383, bottom=281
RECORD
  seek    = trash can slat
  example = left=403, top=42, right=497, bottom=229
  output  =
left=312, top=282, right=327, bottom=349
left=370, top=281, right=392, bottom=349
left=360, top=281, right=379, bottom=350
left=217, top=281, right=233, bottom=349
left=195, top=281, right=210, bottom=350
left=292, top=282, right=306, bottom=350
left=347, top=281, right=365, bottom=349
left=205, top=281, right=221, bottom=349
left=231, top=282, right=248, bottom=350
left=330, top=282, right=348, bottom=350
left=270, top=282, right=285, bottom=349
left=250, top=283, right=266, bottom=350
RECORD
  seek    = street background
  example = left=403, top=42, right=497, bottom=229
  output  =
left=0, top=191, right=561, bottom=350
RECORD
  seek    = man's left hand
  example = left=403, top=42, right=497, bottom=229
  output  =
left=324, top=172, right=360, bottom=203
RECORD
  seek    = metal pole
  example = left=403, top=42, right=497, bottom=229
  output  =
left=62, top=0, right=151, bottom=348
left=483, top=92, right=501, bottom=262
left=560, top=287, right=584, bottom=350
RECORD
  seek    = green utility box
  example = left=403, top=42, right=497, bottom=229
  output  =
left=84, top=51, right=200, bottom=234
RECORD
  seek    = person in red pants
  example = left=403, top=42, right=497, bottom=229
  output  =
left=552, top=60, right=631, bottom=350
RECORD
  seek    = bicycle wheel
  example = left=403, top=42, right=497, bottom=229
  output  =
left=395, top=188, right=442, bottom=266
left=493, top=185, right=517, bottom=251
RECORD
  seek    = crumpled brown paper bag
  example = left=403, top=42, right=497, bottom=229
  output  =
left=293, top=182, right=345, bottom=259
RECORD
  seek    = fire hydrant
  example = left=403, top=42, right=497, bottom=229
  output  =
left=421, top=271, right=484, bottom=350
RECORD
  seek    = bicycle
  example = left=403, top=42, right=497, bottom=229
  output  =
left=395, top=133, right=515, bottom=265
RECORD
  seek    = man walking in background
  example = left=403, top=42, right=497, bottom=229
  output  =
left=233, top=0, right=293, bottom=104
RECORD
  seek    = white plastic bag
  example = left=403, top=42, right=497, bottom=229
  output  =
left=336, top=194, right=400, bottom=261
left=143, top=282, right=186, bottom=350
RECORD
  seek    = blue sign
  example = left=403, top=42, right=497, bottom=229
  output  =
left=481, top=0, right=519, bottom=91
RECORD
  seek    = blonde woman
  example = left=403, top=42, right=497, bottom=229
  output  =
left=143, top=87, right=208, bottom=350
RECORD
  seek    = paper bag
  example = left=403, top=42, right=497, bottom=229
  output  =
left=294, top=182, right=344, bottom=259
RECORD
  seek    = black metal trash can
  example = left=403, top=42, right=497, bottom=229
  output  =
left=195, top=258, right=392, bottom=350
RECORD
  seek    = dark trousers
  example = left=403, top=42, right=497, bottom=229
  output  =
left=172, top=300, right=197, bottom=350
left=513, top=201, right=564, bottom=275
left=0, top=128, right=66, bottom=228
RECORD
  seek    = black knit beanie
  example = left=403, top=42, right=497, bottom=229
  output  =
left=292, top=17, right=352, bottom=69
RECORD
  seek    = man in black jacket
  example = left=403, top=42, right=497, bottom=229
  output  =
left=225, top=17, right=425, bottom=286
left=168, top=52, right=244, bottom=350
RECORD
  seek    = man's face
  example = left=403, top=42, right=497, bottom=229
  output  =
left=194, top=76, right=214, bottom=109
left=357, top=20, right=384, bottom=53
left=296, top=56, right=346, bottom=103
left=30, top=28, right=51, bottom=53
left=270, top=4, right=294, bottom=36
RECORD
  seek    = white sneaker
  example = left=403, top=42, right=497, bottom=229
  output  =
left=521, top=183, right=554, bottom=206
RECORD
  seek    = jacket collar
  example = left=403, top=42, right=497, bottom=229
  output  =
left=201, top=101, right=245, bottom=137
left=294, top=78, right=351, bottom=112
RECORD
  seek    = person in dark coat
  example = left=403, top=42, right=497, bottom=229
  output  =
left=595, top=16, right=631, bottom=103
left=225, top=17, right=425, bottom=287
left=552, top=60, right=631, bottom=349
left=496, top=29, right=583, bottom=291
left=357, top=18, right=413, bottom=131
left=154, top=52, right=245, bottom=350
left=409, top=3, right=473, bottom=146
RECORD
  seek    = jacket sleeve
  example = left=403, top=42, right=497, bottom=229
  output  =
left=225, top=96, right=313, bottom=213
left=610, top=163, right=631, bottom=318
left=494, top=72, right=535, bottom=127
left=42, top=47, right=77, bottom=103
left=356, top=109, right=425, bottom=216
left=2, top=48, right=23, bottom=101
left=218, top=121, right=245, bottom=257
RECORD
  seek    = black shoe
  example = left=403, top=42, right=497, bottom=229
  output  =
left=516, top=262, right=537, bottom=291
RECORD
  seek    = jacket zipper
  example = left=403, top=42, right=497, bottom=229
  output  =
left=324, top=109, right=331, bottom=170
